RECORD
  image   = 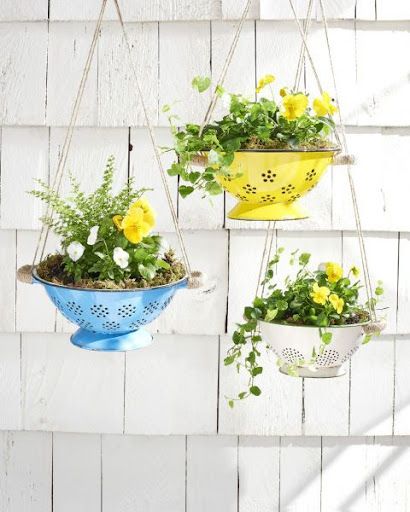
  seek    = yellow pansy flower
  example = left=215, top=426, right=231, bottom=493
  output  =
left=313, top=91, right=338, bottom=117
left=350, top=265, right=360, bottom=278
left=279, top=87, right=288, bottom=98
left=282, top=94, right=308, bottom=120
left=326, top=262, right=343, bottom=283
left=329, top=294, right=344, bottom=314
left=310, top=282, right=330, bottom=305
left=112, top=198, right=156, bottom=244
left=256, top=74, right=276, bottom=93
left=128, top=198, right=156, bottom=229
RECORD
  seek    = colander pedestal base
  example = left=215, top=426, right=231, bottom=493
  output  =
left=227, top=200, right=309, bottom=221
left=70, top=328, right=153, bottom=352
left=280, top=365, right=346, bottom=378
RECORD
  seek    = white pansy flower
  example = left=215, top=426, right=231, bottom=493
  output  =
left=87, top=225, right=99, bottom=245
left=67, top=241, right=85, bottom=262
left=113, top=247, right=129, bottom=269
left=157, top=237, right=170, bottom=259
left=221, top=92, right=231, bottom=109
left=207, top=149, right=220, bottom=165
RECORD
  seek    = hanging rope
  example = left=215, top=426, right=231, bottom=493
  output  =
left=32, top=0, right=108, bottom=267
left=112, top=0, right=192, bottom=277
left=199, top=0, right=253, bottom=136
left=287, top=0, right=376, bottom=320
left=293, top=0, right=315, bottom=91
left=255, top=222, right=276, bottom=298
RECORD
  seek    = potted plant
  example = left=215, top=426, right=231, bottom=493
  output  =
left=165, top=74, right=340, bottom=220
left=225, top=249, right=384, bottom=405
left=29, top=156, right=187, bottom=351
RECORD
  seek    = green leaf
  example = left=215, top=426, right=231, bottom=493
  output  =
left=167, top=162, right=184, bottom=176
left=228, top=400, right=234, bottom=409
left=178, top=185, right=195, bottom=198
left=265, top=308, right=278, bottom=322
left=192, top=76, right=211, bottom=93
left=155, top=259, right=171, bottom=270
left=252, top=367, right=263, bottom=377
left=299, top=252, right=311, bottom=266
left=224, top=355, right=235, bottom=365
left=362, top=334, right=372, bottom=345
left=162, top=104, right=171, bottom=113
left=205, top=181, right=223, bottom=196
left=250, top=386, right=261, bottom=396
left=321, top=332, right=333, bottom=344
left=138, top=263, right=156, bottom=280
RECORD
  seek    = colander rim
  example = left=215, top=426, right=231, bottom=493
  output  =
left=259, top=319, right=370, bottom=329
left=199, top=147, right=341, bottom=154
left=32, top=268, right=188, bottom=293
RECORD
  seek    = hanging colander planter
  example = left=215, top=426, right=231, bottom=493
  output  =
left=203, top=148, right=338, bottom=220
left=259, top=321, right=368, bottom=378
left=32, top=270, right=187, bottom=351
left=17, top=0, right=204, bottom=353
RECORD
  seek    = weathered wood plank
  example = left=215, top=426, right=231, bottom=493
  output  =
left=0, top=23, right=47, bottom=125
left=356, top=23, right=410, bottom=126
left=0, top=334, right=21, bottom=430
left=151, top=230, right=228, bottom=335
left=16, top=231, right=57, bottom=333
left=0, top=1, right=48, bottom=20
left=219, top=335, right=303, bottom=435
left=279, top=437, right=322, bottom=512
left=342, top=232, right=398, bottom=334
left=238, top=437, right=280, bottom=512
left=0, top=127, right=48, bottom=230
left=377, top=1, right=410, bottom=20
left=0, top=431, right=52, bottom=512
left=159, top=22, right=211, bottom=126
left=53, top=433, right=101, bottom=512
left=260, top=0, right=313, bottom=20
left=125, top=334, right=219, bottom=434
left=50, top=1, right=221, bottom=21
left=21, top=334, right=125, bottom=433
left=321, top=436, right=377, bottom=511
left=187, top=436, right=238, bottom=512
left=98, top=22, right=158, bottom=126
left=0, top=230, right=16, bottom=332
left=393, top=338, right=410, bottom=434
left=47, top=23, right=98, bottom=126
left=222, top=0, right=260, bottom=19
left=130, top=127, right=178, bottom=232
left=350, top=340, right=394, bottom=435
left=102, top=435, right=185, bottom=512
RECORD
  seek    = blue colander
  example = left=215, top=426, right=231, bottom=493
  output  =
left=32, top=269, right=187, bottom=352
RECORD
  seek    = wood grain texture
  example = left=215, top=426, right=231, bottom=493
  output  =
left=0, top=431, right=52, bottom=512
left=219, top=335, right=303, bottom=435
left=130, top=127, right=179, bottom=232
left=238, top=437, right=280, bottom=512
left=102, top=435, right=185, bottom=512
left=356, top=22, right=410, bottom=126
left=16, top=231, right=57, bottom=333
left=350, top=340, right=394, bottom=435
left=0, top=127, right=48, bottom=230
left=46, top=23, right=98, bottom=126
left=260, top=0, right=313, bottom=20
left=53, top=433, right=101, bottom=512
left=151, top=230, right=228, bottom=335
left=393, top=337, right=410, bottom=434
left=0, top=230, right=16, bottom=332
left=279, top=437, right=322, bottom=512
left=159, top=22, right=211, bottom=126
left=0, top=334, right=21, bottom=430
left=187, top=436, right=238, bottom=512
left=21, top=334, right=125, bottom=433
left=342, top=232, right=398, bottom=334
left=222, top=0, right=260, bottom=20
left=124, top=334, right=218, bottom=434
left=98, top=22, right=158, bottom=126
left=0, top=23, right=47, bottom=125
left=0, top=0, right=48, bottom=20
left=50, top=0, right=221, bottom=21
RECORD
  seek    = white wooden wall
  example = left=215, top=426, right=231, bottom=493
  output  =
left=1, top=0, right=410, bottom=509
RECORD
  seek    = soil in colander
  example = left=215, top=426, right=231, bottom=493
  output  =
left=37, top=251, right=186, bottom=290
left=281, top=309, right=370, bottom=327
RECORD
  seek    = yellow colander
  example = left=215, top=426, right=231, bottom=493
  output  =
left=216, top=149, right=338, bottom=221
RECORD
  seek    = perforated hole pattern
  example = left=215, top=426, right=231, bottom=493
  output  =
left=316, top=349, right=340, bottom=367
left=281, top=347, right=305, bottom=364
left=49, top=293, right=176, bottom=334
left=340, top=346, right=359, bottom=364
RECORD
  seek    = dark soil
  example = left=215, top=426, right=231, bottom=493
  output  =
left=282, top=309, right=370, bottom=326
left=37, top=252, right=186, bottom=290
